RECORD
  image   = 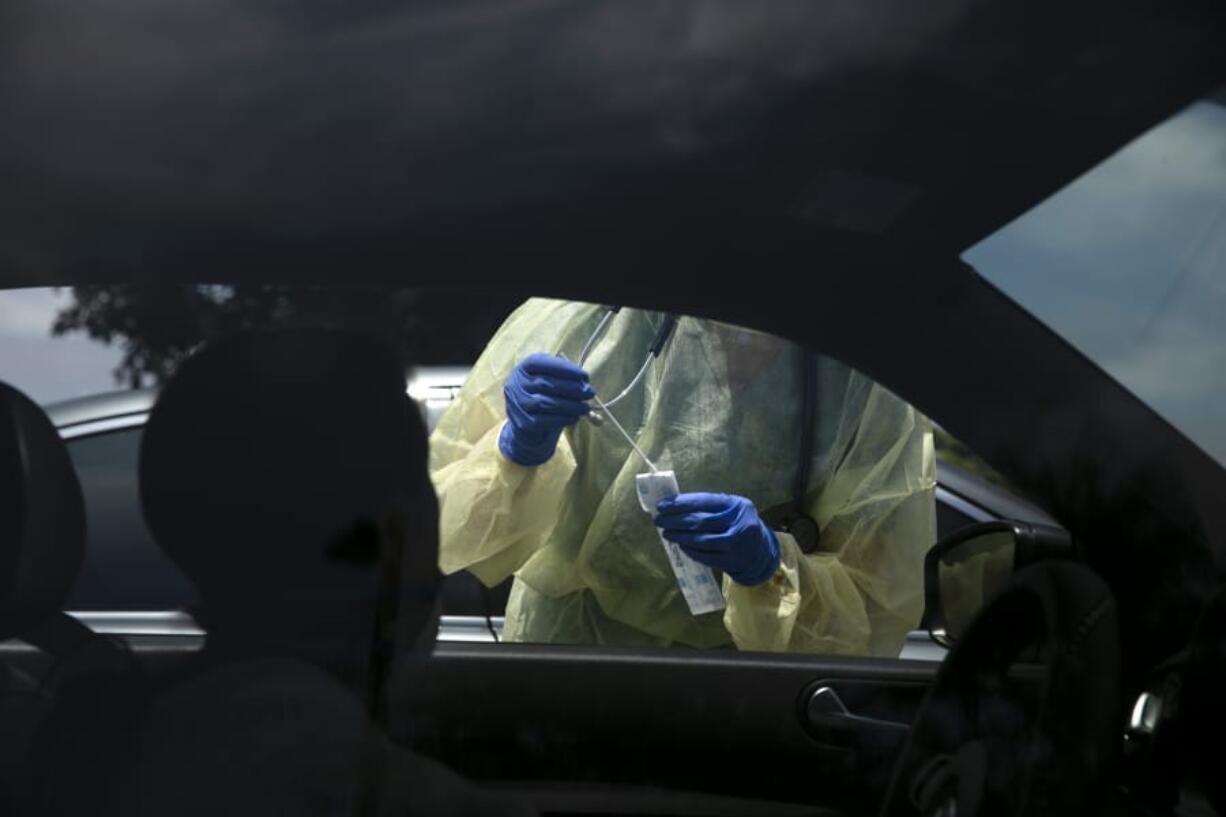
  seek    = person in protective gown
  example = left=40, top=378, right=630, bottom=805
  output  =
left=430, top=298, right=936, bottom=656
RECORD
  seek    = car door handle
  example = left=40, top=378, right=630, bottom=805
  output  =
left=803, top=686, right=910, bottom=752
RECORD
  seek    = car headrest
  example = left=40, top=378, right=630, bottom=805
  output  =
left=139, top=328, right=436, bottom=623
left=0, top=382, right=86, bottom=641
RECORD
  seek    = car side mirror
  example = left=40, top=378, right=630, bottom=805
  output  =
left=923, top=520, right=1075, bottom=647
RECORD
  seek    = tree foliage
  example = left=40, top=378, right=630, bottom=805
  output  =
left=52, top=285, right=520, bottom=388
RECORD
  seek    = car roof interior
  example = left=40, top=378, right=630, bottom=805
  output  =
left=3, top=0, right=1223, bottom=288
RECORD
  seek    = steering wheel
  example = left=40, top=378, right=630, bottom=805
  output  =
left=880, top=561, right=1121, bottom=817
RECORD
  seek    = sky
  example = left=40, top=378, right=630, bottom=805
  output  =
left=965, top=94, right=1226, bottom=468
left=0, top=287, right=124, bottom=405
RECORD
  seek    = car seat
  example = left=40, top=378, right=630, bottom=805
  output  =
left=116, top=328, right=534, bottom=816
left=0, top=382, right=135, bottom=812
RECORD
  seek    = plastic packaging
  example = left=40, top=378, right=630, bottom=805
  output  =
left=635, top=470, right=726, bottom=616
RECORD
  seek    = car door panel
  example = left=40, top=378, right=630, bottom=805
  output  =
left=394, top=643, right=940, bottom=813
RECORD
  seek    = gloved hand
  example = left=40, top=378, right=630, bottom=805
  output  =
left=655, top=493, right=781, bottom=586
left=499, top=353, right=595, bottom=467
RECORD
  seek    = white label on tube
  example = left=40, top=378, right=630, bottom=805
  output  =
left=635, top=470, right=726, bottom=616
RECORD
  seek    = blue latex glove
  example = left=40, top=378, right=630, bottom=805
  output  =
left=499, top=353, right=595, bottom=466
left=655, top=493, right=781, bottom=586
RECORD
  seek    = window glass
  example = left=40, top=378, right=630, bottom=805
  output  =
left=0, top=284, right=521, bottom=614
left=430, top=298, right=943, bottom=657
left=965, top=88, right=1226, bottom=468
left=0, top=285, right=1049, bottom=657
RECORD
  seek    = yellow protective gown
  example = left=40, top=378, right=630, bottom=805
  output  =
left=429, top=298, right=936, bottom=656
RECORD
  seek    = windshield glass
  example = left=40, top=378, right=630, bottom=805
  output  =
left=964, top=86, right=1226, bottom=468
